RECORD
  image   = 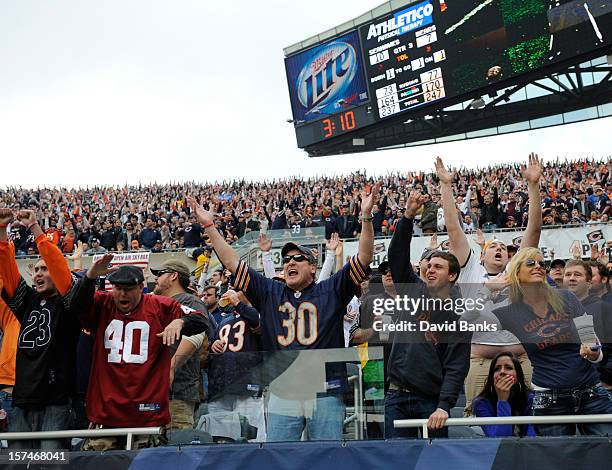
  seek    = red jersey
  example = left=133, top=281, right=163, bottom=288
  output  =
left=81, top=292, right=191, bottom=427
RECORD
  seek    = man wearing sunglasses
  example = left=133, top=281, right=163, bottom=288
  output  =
left=187, top=184, right=379, bottom=442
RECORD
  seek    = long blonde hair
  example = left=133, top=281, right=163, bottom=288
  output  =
left=506, top=247, right=565, bottom=315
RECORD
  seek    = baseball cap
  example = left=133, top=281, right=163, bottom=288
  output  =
left=550, top=259, right=566, bottom=269
left=150, top=259, right=191, bottom=278
left=91, top=237, right=100, bottom=244
left=281, top=242, right=316, bottom=264
left=131, top=240, right=140, bottom=248
left=107, top=265, right=145, bottom=286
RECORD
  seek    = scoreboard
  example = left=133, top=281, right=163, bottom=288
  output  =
left=285, top=0, right=612, bottom=149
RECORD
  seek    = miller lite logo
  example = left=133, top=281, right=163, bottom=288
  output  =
left=296, top=41, right=359, bottom=113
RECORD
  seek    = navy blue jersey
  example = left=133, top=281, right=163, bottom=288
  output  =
left=233, top=256, right=369, bottom=351
left=208, top=302, right=263, bottom=399
left=492, top=289, right=599, bottom=389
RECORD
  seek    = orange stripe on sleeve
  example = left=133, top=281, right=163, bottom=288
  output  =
left=0, top=278, right=18, bottom=386
left=0, top=242, right=21, bottom=297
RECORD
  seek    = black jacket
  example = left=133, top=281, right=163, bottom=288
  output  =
left=582, top=294, right=612, bottom=385
left=386, top=216, right=471, bottom=412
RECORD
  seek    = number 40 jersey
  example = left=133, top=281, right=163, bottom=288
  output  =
left=79, top=288, right=208, bottom=427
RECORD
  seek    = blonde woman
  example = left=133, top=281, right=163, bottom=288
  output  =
left=466, top=247, right=612, bottom=436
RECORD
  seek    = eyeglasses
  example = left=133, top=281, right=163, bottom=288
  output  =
left=283, top=254, right=310, bottom=264
left=155, top=270, right=175, bottom=277
left=524, top=259, right=545, bottom=269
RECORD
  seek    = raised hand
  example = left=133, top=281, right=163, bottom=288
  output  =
left=475, top=229, right=485, bottom=248
left=326, top=232, right=340, bottom=251
left=360, top=181, right=382, bottom=216
left=434, top=157, right=453, bottom=185
left=86, top=253, right=116, bottom=279
left=187, top=196, right=214, bottom=227
left=0, top=208, right=14, bottom=226
left=17, top=209, right=38, bottom=228
left=405, top=190, right=428, bottom=218
left=523, top=152, right=542, bottom=185
left=429, top=233, right=438, bottom=250
left=68, top=240, right=84, bottom=260
left=258, top=232, right=272, bottom=252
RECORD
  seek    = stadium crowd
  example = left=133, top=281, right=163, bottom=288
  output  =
left=0, top=155, right=611, bottom=450
left=0, top=158, right=610, bottom=257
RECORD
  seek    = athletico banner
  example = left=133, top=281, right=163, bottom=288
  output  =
left=285, top=30, right=369, bottom=122
left=343, top=224, right=612, bottom=268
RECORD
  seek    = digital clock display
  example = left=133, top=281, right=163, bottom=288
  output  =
left=322, top=110, right=357, bottom=138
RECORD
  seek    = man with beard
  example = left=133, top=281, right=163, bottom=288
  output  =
left=151, top=260, right=214, bottom=430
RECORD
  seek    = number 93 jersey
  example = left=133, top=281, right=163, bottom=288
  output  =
left=232, top=256, right=369, bottom=350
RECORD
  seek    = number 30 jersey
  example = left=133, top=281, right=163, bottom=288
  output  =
left=79, top=288, right=208, bottom=427
left=233, top=256, right=369, bottom=351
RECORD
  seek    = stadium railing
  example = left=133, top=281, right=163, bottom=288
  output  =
left=394, top=415, right=612, bottom=439
left=1, top=427, right=162, bottom=450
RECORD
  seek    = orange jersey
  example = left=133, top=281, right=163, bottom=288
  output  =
left=0, top=277, right=18, bottom=387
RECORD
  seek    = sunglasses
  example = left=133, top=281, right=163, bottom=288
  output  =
left=283, top=254, right=310, bottom=264
left=524, top=259, right=545, bottom=269
left=155, top=269, right=175, bottom=277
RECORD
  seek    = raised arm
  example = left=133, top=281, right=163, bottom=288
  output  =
left=188, top=196, right=239, bottom=275
left=435, top=157, right=471, bottom=266
left=258, top=232, right=276, bottom=279
left=18, top=210, right=73, bottom=296
left=0, top=209, right=21, bottom=296
left=317, top=233, right=339, bottom=282
left=520, top=153, right=543, bottom=249
left=388, top=191, right=428, bottom=284
left=357, top=181, right=382, bottom=268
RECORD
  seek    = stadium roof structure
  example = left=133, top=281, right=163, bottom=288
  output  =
left=284, top=0, right=612, bottom=157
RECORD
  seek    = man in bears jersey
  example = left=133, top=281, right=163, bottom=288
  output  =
left=71, top=257, right=209, bottom=450
left=0, top=208, right=80, bottom=449
left=206, top=288, right=264, bottom=441
left=187, top=183, right=378, bottom=441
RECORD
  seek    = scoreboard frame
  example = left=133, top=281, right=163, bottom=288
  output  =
left=285, top=0, right=612, bottom=153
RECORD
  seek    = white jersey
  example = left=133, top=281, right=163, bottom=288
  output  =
left=458, top=249, right=520, bottom=346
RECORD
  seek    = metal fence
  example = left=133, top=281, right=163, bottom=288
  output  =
left=394, top=414, right=612, bottom=439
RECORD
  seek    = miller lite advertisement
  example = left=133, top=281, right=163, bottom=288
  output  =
left=285, top=30, right=368, bottom=123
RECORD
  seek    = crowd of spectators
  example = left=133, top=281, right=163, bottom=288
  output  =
left=0, top=159, right=610, bottom=257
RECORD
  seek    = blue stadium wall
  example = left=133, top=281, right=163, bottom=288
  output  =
left=10, top=438, right=612, bottom=470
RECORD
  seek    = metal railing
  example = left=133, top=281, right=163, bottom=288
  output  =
left=394, top=414, right=612, bottom=439
left=1, top=427, right=162, bottom=450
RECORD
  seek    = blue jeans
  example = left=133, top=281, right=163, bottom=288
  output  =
left=0, top=391, right=14, bottom=436
left=9, top=403, right=73, bottom=449
left=384, top=389, right=448, bottom=439
left=266, top=394, right=345, bottom=442
left=533, top=383, right=612, bottom=436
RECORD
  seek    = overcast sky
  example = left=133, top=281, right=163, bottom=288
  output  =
left=0, top=0, right=609, bottom=188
